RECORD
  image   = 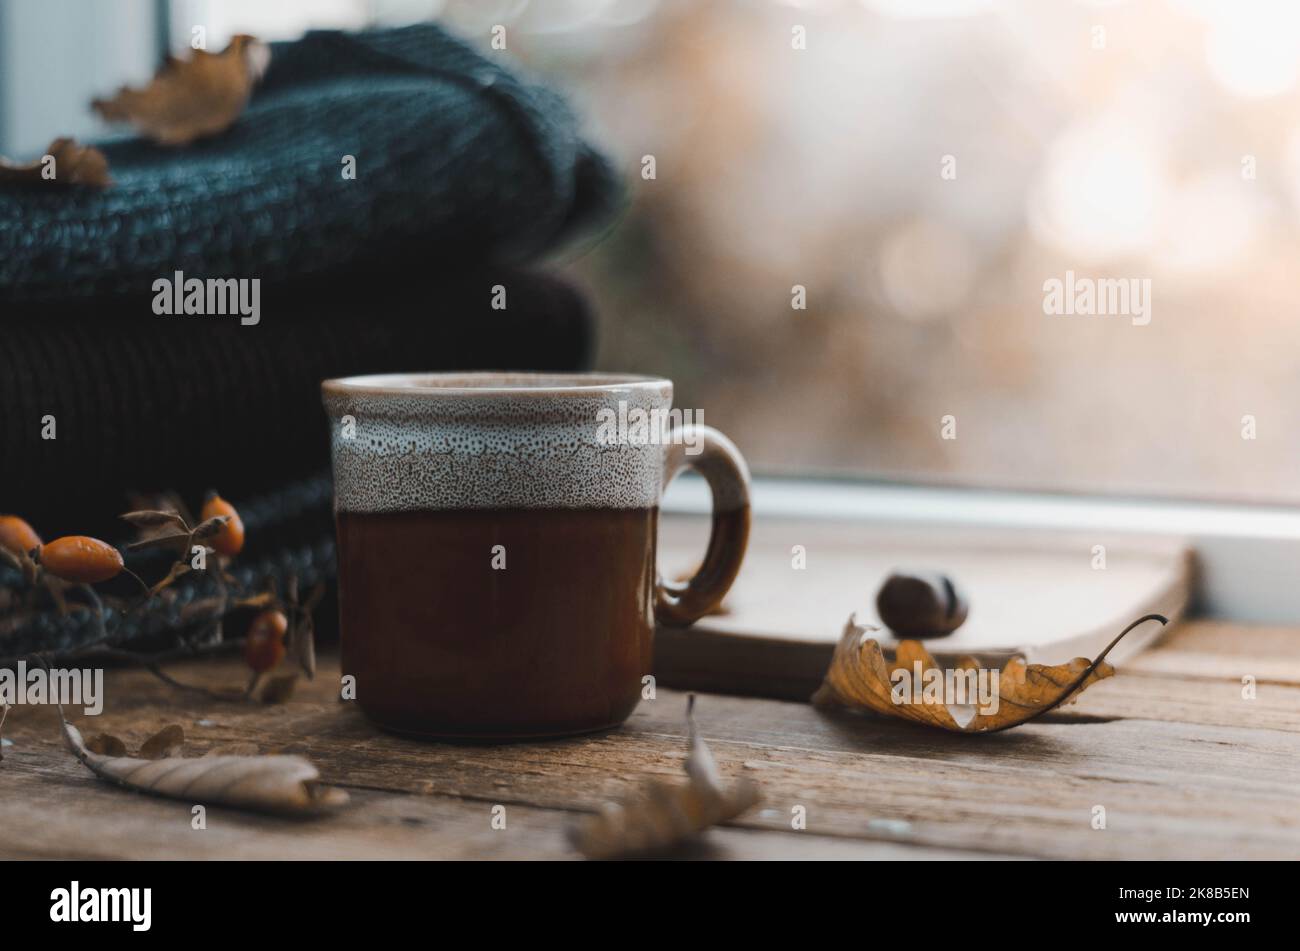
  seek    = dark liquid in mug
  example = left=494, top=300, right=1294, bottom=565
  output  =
left=336, top=507, right=658, bottom=739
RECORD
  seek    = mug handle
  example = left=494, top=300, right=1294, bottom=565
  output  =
left=654, top=425, right=751, bottom=627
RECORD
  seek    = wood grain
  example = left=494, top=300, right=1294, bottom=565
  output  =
left=0, top=620, right=1296, bottom=859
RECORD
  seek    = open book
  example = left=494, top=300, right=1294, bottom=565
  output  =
left=655, top=515, right=1192, bottom=700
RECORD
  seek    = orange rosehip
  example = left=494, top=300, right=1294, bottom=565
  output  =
left=200, top=493, right=245, bottom=557
left=244, top=609, right=288, bottom=673
left=0, top=515, right=41, bottom=558
left=38, top=536, right=124, bottom=584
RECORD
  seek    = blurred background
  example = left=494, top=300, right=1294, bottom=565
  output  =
left=4, top=0, right=1298, bottom=503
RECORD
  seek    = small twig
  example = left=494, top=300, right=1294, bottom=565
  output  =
left=978, top=613, right=1168, bottom=734
left=120, top=566, right=152, bottom=600
left=142, top=663, right=240, bottom=701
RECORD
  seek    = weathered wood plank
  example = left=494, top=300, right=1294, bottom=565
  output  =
left=1051, top=674, right=1299, bottom=731
left=0, top=737, right=996, bottom=861
left=1123, top=620, right=1300, bottom=684
left=3, top=641, right=1297, bottom=859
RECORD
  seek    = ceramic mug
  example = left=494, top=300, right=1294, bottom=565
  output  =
left=322, top=372, right=750, bottom=739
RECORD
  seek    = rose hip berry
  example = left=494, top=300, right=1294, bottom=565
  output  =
left=244, top=609, right=288, bottom=673
left=0, top=515, right=41, bottom=558
left=38, top=536, right=125, bottom=584
left=200, top=493, right=245, bottom=557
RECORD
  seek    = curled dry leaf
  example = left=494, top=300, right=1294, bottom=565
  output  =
left=0, top=137, right=111, bottom=188
left=119, top=510, right=189, bottom=532
left=812, top=613, right=1169, bottom=734
left=62, top=720, right=347, bottom=815
left=189, top=516, right=229, bottom=543
left=569, top=696, right=759, bottom=859
left=138, top=724, right=185, bottom=760
left=126, top=531, right=192, bottom=555
left=92, top=35, right=271, bottom=146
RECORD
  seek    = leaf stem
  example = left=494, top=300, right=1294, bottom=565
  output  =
left=980, top=613, right=1168, bottom=734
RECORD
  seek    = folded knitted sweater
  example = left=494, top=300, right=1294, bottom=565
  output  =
left=0, top=25, right=622, bottom=659
left=0, top=265, right=597, bottom=660
left=0, top=267, right=596, bottom=538
left=0, top=22, right=621, bottom=532
left=0, top=23, right=623, bottom=305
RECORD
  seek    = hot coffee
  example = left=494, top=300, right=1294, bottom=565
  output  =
left=322, top=373, right=749, bottom=739
left=337, top=506, right=657, bottom=737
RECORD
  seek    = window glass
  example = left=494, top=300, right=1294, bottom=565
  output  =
left=169, top=0, right=1300, bottom=503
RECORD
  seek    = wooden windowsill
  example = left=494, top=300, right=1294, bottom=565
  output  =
left=1, top=619, right=1296, bottom=860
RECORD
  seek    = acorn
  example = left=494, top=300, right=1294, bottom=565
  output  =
left=875, top=571, right=969, bottom=638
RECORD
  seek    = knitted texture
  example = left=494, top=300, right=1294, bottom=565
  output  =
left=0, top=24, right=618, bottom=659
left=0, top=24, right=623, bottom=305
left=0, top=267, right=595, bottom=539
left=0, top=472, right=338, bottom=662
left=0, top=264, right=596, bottom=659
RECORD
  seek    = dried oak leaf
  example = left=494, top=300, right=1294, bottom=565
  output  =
left=569, top=696, right=759, bottom=859
left=0, top=137, right=110, bottom=188
left=92, top=35, right=270, bottom=146
left=63, top=720, right=347, bottom=815
left=812, top=613, right=1168, bottom=734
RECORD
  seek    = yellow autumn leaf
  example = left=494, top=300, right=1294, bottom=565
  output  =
left=92, top=35, right=270, bottom=146
left=812, top=613, right=1167, bottom=733
left=0, top=138, right=110, bottom=188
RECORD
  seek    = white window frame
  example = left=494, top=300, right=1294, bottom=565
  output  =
left=0, top=0, right=162, bottom=156
left=664, top=475, right=1300, bottom=623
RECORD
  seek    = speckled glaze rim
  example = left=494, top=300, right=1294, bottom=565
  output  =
left=321, top=371, right=672, bottom=399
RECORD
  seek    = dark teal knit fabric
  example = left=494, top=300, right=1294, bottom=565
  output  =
left=0, top=24, right=623, bottom=305
left=0, top=25, right=619, bottom=660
